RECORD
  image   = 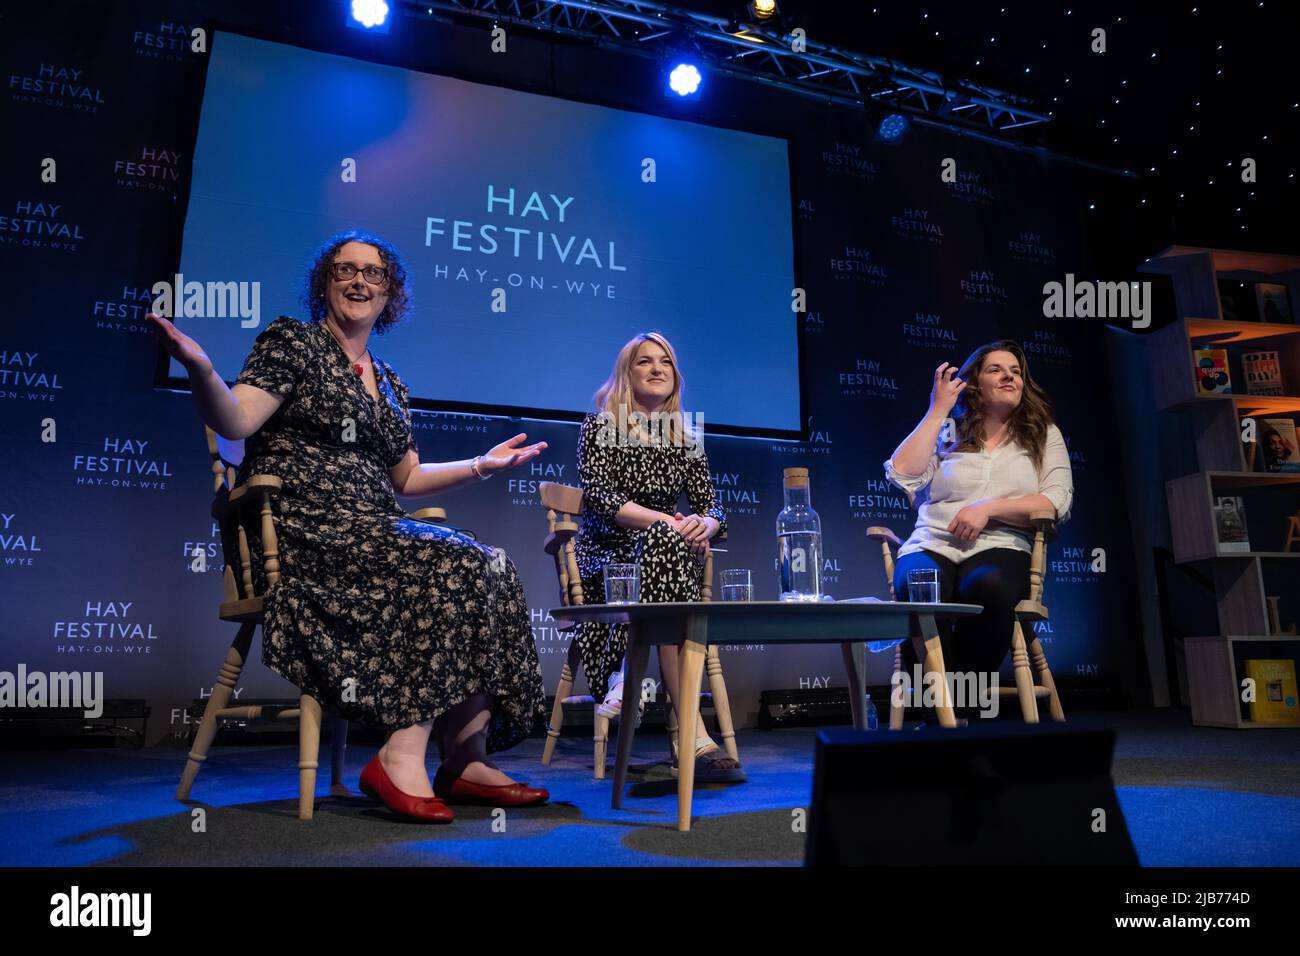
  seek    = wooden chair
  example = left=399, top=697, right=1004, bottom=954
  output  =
left=538, top=481, right=738, bottom=778
left=176, top=426, right=449, bottom=820
left=866, top=511, right=1065, bottom=727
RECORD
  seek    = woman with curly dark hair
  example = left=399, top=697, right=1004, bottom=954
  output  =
left=147, top=229, right=550, bottom=823
left=884, top=340, right=1074, bottom=708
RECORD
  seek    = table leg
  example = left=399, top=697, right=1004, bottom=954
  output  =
left=840, top=642, right=867, bottom=730
left=889, top=643, right=906, bottom=730
left=610, top=628, right=650, bottom=810
left=916, top=613, right=956, bottom=728
left=676, top=614, right=708, bottom=832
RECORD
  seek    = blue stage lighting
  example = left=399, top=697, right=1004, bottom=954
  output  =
left=351, top=0, right=390, bottom=29
left=877, top=113, right=910, bottom=142
left=668, top=63, right=702, bottom=97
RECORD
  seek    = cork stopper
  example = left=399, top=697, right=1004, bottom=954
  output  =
left=783, top=467, right=809, bottom=489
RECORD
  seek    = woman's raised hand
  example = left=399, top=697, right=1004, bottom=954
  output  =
left=929, top=362, right=967, bottom=417
left=479, top=433, right=548, bottom=475
left=146, top=312, right=214, bottom=378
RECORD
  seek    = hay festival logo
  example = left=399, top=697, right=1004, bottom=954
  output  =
left=0, top=348, right=62, bottom=401
left=8, top=63, right=105, bottom=112
left=0, top=201, right=85, bottom=252
left=73, top=437, right=173, bottom=492
left=839, top=358, right=899, bottom=400
left=901, top=312, right=958, bottom=350
left=92, top=283, right=158, bottom=334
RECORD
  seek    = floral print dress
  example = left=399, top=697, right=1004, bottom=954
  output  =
left=572, top=412, right=727, bottom=701
left=233, top=316, right=545, bottom=750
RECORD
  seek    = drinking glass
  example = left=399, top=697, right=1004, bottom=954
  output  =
left=604, top=564, right=641, bottom=604
left=906, top=568, right=940, bottom=604
left=719, top=568, right=753, bottom=602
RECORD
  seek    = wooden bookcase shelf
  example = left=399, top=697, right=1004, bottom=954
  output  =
left=1140, top=245, right=1300, bottom=728
left=1187, top=317, right=1300, bottom=343
left=1149, top=319, right=1300, bottom=414
left=1204, top=471, right=1300, bottom=489
left=1184, top=635, right=1300, bottom=729
left=1167, top=471, right=1300, bottom=562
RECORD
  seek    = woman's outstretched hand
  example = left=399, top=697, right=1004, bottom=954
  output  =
left=929, top=362, right=967, bottom=418
left=479, top=433, right=547, bottom=475
left=146, top=311, right=213, bottom=378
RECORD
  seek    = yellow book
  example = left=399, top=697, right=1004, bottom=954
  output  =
left=1245, top=659, right=1300, bottom=724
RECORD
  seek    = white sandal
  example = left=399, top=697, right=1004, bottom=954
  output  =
left=670, top=735, right=746, bottom=783
left=595, top=679, right=644, bottom=727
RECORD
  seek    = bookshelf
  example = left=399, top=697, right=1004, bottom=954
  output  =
left=1140, top=246, right=1300, bottom=728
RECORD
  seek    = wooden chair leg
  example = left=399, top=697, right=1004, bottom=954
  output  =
left=297, top=693, right=322, bottom=821
left=1027, top=634, right=1065, bottom=721
left=543, top=659, right=575, bottom=766
left=888, top=642, right=906, bottom=730
left=1010, top=621, right=1040, bottom=724
left=840, top=642, right=866, bottom=730
left=177, top=621, right=255, bottom=801
left=705, top=645, right=739, bottom=761
left=329, top=715, right=349, bottom=797
left=593, top=712, right=610, bottom=780
left=666, top=696, right=679, bottom=763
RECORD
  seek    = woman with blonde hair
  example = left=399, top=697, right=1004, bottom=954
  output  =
left=885, top=339, right=1073, bottom=715
left=573, top=332, right=744, bottom=782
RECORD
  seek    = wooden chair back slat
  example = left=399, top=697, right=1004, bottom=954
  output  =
left=866, top=527, right=901, bottom=599
left=539, top=483, right=586, bottom=609
left=540, top=481, right=584, bottom=516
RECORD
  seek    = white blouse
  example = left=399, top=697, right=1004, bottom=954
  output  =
left=883, top=423, right=1074, bottom=563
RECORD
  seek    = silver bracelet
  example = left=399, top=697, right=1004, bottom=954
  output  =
left=470, top=455, right=490, bottom=480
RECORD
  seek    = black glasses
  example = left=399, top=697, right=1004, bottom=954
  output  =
left=330, top=261, right=390, bottom=285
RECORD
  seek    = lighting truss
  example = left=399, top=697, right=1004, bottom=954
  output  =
left=405, top=0, right=1051, bottom=135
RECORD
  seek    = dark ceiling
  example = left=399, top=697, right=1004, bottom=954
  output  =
left=680, top=0, right=1298, bottom=258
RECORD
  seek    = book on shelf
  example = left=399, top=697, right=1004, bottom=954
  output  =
left=1242, top=350, right=1285, bottom=396
left=1213, top=496, right=1250, bottom=552
left=1244, top=659, right=1300, bottom=725
left=1255, top=282, right=1295, bottom=325
left=1258, top=418, right=1300, bottom=473
left=1218, top=279, right=1261, bottom=322
left=1193, top=348, right=1232, bottom=395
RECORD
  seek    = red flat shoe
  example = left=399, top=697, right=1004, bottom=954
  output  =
left=359, top=755, right=455, bottom=823
left=433, top=767, right=549, bottom=807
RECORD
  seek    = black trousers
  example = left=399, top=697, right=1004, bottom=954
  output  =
left=892, top=547, right=1031, bottom=681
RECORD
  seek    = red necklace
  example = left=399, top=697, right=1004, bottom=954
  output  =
left=323, top=323, right=368, bottom=377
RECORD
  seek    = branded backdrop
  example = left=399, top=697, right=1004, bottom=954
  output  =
left=0, top=1, right=1144, bottom=745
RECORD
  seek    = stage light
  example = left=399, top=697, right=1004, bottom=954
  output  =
left=668, top=63, right=702, bottom=97
left=876, top=112, right=910, bottom=142
left=748, top=0, right=778, bottom=19
left=351, top=0, right=390, bottom=29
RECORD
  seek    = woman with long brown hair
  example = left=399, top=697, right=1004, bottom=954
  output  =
left=573, top=332, right=744, bottom=782
left=885, top=340, right=1074, bottom=711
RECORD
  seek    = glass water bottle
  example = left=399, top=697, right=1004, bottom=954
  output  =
left=777, top=467, right=823, bottom=601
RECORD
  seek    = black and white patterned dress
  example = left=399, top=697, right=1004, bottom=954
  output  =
left=573, top=412, right=726, bottom=701
left=232, top=316, right=545, bottom=750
